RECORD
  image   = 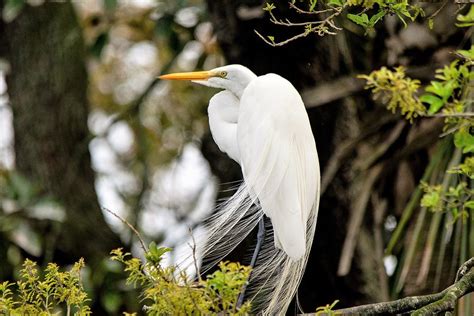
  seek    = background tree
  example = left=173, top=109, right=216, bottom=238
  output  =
left=0, top=0, right=121, bottom=264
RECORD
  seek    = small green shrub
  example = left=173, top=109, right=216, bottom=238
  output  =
left=0, top=258, right=90, bottom=316
left=0, top=245, right=252, bottom=315
left=111, top=245, right=251, bottom=315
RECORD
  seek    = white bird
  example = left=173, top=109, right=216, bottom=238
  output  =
left=160, top=64, right=320, bottom=314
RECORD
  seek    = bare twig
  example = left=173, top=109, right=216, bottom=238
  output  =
left=255, top=5, right=344, bottom=47
left=102, top=206, right=147, bottom=253
left=188, top=227, right=202, bottom=282
left=254, top=29, right=309, bottom=47
left=427, top=0, right=449, bottom=19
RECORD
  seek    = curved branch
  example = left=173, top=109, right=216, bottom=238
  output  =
left=326, top=257, right=474, bottom=315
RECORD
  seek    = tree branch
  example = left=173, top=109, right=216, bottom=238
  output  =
left=302, top=257, right=474, bottom=315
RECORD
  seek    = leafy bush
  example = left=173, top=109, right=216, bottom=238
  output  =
left=111, top=245, right=251, bottom=315
left=0, top=244, right=252, bottom=315
left=0, top=259, right=90, bottom=315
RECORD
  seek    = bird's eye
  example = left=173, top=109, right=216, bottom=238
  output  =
left=220, top=71, right=227, bottom=78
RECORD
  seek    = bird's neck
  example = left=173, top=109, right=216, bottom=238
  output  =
left=227, top=74, right=257, bottom=98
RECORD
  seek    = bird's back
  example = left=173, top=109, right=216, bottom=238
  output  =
left=238, top=73, right=319, bottom=260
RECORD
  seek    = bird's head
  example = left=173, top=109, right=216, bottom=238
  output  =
left=159, top=64, right=256, bottom=97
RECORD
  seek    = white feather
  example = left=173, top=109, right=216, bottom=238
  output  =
left=238, top=74, right=320, bottom=313
left=176, top=67, right=320, bottom=315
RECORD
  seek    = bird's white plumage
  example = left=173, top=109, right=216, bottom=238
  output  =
left=208, top=91, right=240, bottom=162
left=166, top=65, right=320, bottom=315
left=238, top=74, right=318, bottom=260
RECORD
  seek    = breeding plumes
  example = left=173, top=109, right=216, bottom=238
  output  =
left=160, top=64, right=320, bottom=314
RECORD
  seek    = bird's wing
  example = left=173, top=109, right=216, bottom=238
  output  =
left=237, top=74, right=319, bottom=260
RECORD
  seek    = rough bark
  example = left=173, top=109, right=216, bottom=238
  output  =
left=0, top=2, right=121, bottom=262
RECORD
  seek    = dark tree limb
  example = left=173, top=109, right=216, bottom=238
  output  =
left=301, top=257, right=474, bottom=315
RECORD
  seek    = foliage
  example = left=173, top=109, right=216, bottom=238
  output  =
left=0, top=258, right=91, bottom=316
left=450, top=156, right=474, bottom=180
left=361, top=46, right=474, bottom=151
left=421, top=181, right=472, bottom=224
left=0, top=247, right=252, bottom=315
left=315, top=299, right=340, bottom=315
left=421, top=60, right=472, bottom=115
left=359, top=66, right=425, bottom=121
left=346, top=0, right=422, bottom=29
left=456, top=4, right=474, bottom=28
left=257, top=0, right=425, bottom=46
left=111, top=246, right=252, bottom=315
left=361, top=45, right=474, bottom=229
left=420, top=182, right=442, bottom=212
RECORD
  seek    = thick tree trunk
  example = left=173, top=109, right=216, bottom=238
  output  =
left=0, top=2, right=121, bottom=262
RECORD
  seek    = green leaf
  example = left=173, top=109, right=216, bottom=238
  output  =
left=420, top=94, right=444, bottom=114
left=458, top=45, right=474, bottom=60
left=263, top=2, right=276, bottom=12
left=347, top=13, right=369, bottom=27
left=456, top=5, right=474, bottom=27
left=465, top=201, right=474, bottom=209
left=369, top=11, right=385, bottom=26
left=145, top=242, right=171, bottom=265
left=428, top=18, right=434, bottom=30
left=454, top=128, right=474, bottom=153
left=421, top=191, right=440, bottom=209
left=425, top=81, right=454, bottom=100
left=309, top=0, right=318, bottom=12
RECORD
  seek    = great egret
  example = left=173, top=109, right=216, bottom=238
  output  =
left=160, top=64, right=320, bottom=314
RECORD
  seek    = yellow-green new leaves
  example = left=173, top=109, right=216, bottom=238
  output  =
left=0, top=258, right=91, bottom=316
left=359, top=66, right=425, bottom=121
left=421, top=181, right=473, bottom=224
left=456, top=4, right=474, bottom=28
left=0, top=282, right=15, bottom=313
left=360, top=61, right=474, bottom=156
left=421, top=60, right=471, bottom=115
left=450, top=156, right=474, bottom=179
left=420, top=182, right=442, bottom=211
left=454, top=127, right=474, bottom=154
left=458, top=45, right=474, bottom=62
left=145, top=242, right=171, bottom=266
left=111, top=247, right=252, bottom=315
left=315, top=299, right=340, bottom=315
left=203, top=262, right=252, bottom=314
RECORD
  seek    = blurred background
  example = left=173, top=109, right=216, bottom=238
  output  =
left=0, top=0, right=472, bottom=314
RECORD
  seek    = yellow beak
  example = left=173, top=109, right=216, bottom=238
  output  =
left=159, top=71, right=212, bottom=81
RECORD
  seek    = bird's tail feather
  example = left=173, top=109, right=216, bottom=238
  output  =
left=178, top=182, right=320, bottom=315
left=249, top=199, right=319, bottom=314
left=176, top=184, right=260, bottom=273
